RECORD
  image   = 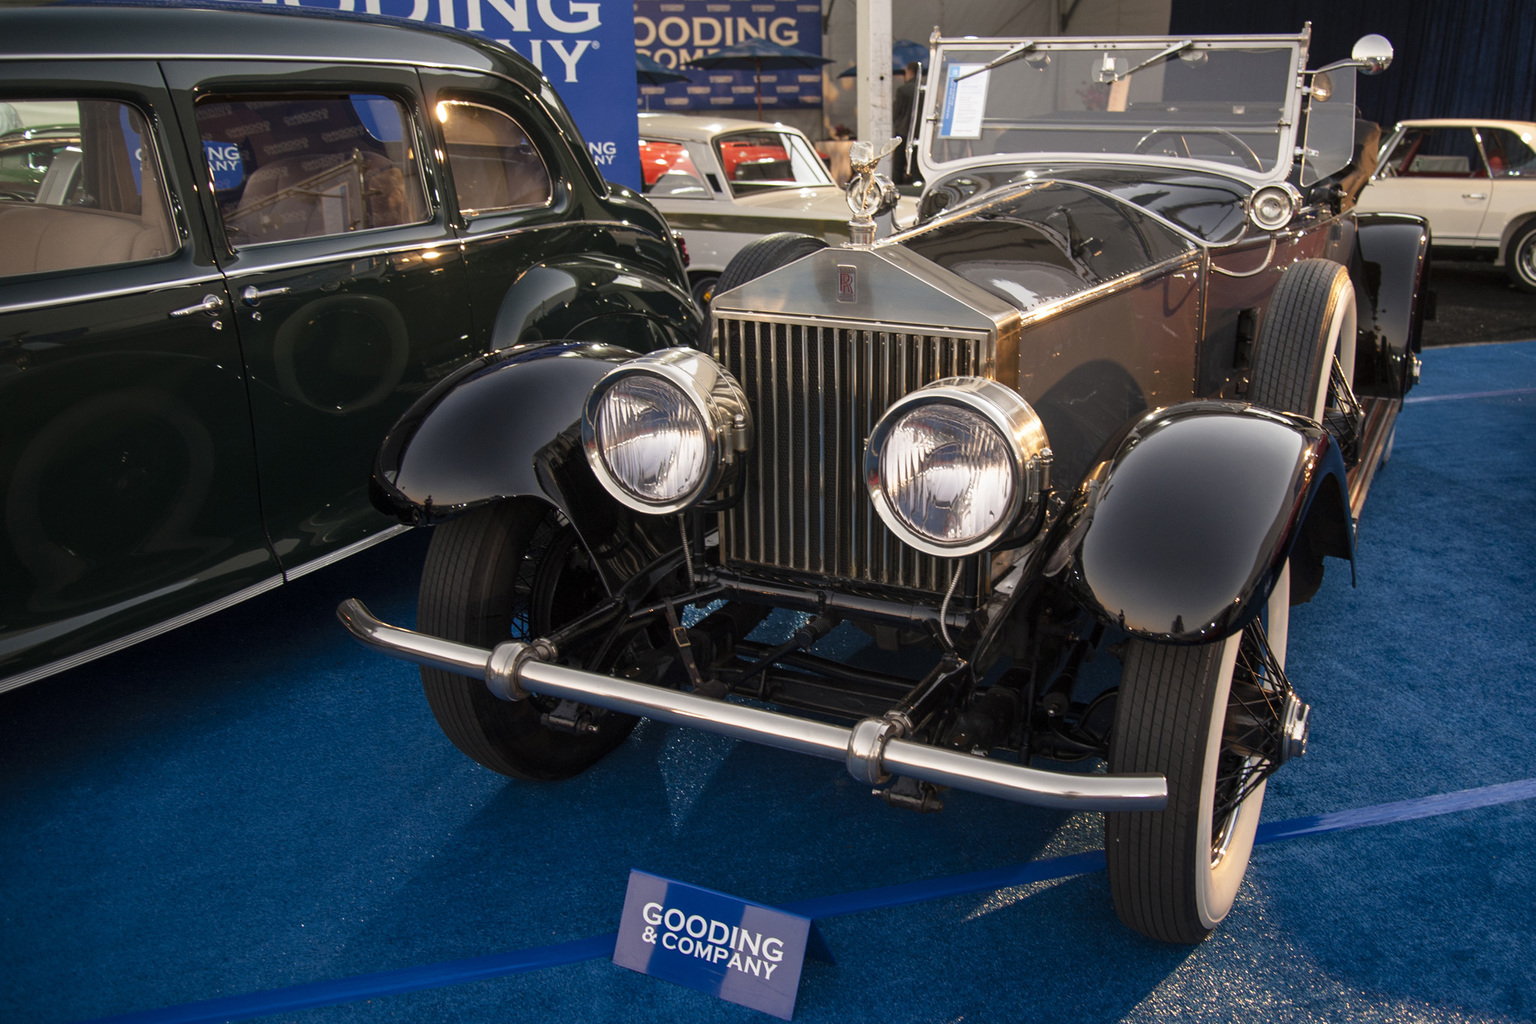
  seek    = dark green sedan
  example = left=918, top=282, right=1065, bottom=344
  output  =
left=0, top=3, right=698, bottom=691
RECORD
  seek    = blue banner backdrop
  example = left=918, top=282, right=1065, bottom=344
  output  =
left=234, top=0, right=641, bottom=188
left=634, top=0, right=823, bottom=112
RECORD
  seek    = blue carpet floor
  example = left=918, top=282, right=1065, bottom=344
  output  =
left=3, top=341, right=1534, bottom=1024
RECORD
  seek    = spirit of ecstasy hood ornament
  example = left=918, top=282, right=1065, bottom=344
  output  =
left=844, top=136, right=902, bottom=245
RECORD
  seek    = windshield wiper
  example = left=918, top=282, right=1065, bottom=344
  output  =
left=1101, top=39, right=1194, bottom=82
left=955, top=39, right=1038, bottom=82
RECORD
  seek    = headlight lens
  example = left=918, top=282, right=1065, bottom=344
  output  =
left=582, top=348, right=751, bottom=514
left=1248, top=183, right=1301, bottom=231
left=592, top=376, right=709, bottom=505
left=880, top=404, right=1016, bottom=545
left=866, top=378, right=1051, bottom=557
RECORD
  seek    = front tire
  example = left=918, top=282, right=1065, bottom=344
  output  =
left=417, top=500, right=637, bottom=780
left=1106, top=568, right=1290, bottom=943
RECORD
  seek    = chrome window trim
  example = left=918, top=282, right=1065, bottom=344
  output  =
left=0, top=273, right=225, bottom=314
left=220, top=240, right=460, bottom=280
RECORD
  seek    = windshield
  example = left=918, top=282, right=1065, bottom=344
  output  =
left=924, top=38, right=1303, bottom=178
left=713, top=129, right=834, bottom=195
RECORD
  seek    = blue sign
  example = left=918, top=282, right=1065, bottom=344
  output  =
left=228, top=0, right=641, bottom=189
left=612, top=870, right=832, bottom=1020
left=634, top=0, right=823, bottom=112
left=204, top=140, right=245, bottom=191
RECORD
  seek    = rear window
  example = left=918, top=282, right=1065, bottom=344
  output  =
left=639, top=139, right=709, bottom=198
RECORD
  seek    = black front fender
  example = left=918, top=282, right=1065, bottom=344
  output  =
left=370, top=341, right=636, bottom=525
left=1046, top=402, right=1352, bottom=644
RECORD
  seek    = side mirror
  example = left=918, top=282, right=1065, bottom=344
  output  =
left=1310, top=34, right=1393, bottom=77
left=1351, top=34, right=1393, bottom=75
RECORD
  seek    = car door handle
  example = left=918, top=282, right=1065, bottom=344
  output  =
left=241, top=284, right=291, bottom=306
left=169, top=293, right=225, bottom=317
left=1463, top=192, right=1488, bottom=201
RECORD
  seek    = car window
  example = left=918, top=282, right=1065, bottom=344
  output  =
left=1478, top=126, right=1536, bottom=178
left=1382, top=126, right=1486, bottom=178
left=0, top=97, right=177, bottom=279
left=196, top=92, right=429, bottom=247
left=713, top=129, right=834, bottom=195
left=639, top=139, right=709, bottom=198
left=437, top=101, right=553, bottom=217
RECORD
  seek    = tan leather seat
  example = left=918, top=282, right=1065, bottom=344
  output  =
left=223, top=150, right=422, bottom=243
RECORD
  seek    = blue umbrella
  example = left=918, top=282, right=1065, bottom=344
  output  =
left=637, top=53, right=690, bottom=87
left=837, top=38, right=929, bottom=79
left=683, top=39, right=832, bottom=118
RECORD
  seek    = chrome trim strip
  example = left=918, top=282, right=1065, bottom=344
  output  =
left=1014, top=251, right=1203, bottom=328
left=0, top=575, right=284, bottom=695
left=222, top=240, right=461, bottom=280
left=0, top=53, right=492, bottom=72
left=282, top=524, right=412, bottom=582
left=337, top=599, right=1168, bottom=811
left=0, top=273, right=224, bottom=315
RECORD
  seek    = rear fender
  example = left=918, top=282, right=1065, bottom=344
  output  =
left=369, top=342, right=676, bottom=586
left=1352, top=212, right=1431, bottom=397
left=489, top=255, right=700, bottom=353
left=1044, top=402, right=1352, bottom=644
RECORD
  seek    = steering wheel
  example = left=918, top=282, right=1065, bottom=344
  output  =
left=1134, top=128, right=1263, bottom=171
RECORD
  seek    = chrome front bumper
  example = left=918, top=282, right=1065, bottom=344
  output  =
left=337, top=599, right=1167, bottom=812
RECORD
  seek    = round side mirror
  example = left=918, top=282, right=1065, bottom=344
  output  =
left=1352, top=34, right=1393, bottom=75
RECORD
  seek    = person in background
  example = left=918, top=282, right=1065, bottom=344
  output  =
left=892, top=61, right=919, bottom=184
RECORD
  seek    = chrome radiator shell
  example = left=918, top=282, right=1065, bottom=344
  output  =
left=709, top=245, right=1021, bottom=595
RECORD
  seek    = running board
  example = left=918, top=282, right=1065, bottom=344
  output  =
left=1348, top=396, right=1400, bottom=520
left=336, top=599, right=1167, bottom=813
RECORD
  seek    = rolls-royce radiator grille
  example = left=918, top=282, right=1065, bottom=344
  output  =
left=714, top=315, right=990, bottom=594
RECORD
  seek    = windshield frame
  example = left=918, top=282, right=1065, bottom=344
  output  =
left=918, top=31, right=1310, bottom=188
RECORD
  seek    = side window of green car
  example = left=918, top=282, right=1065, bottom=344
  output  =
left=0, top=97, right=177, bottom=279
left=437, top=100, right=553, bottom=218
left=195, top=92, right=430, bottom=247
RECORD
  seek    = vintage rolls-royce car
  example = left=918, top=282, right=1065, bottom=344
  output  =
left=342, top=28, right=1430, bottom=943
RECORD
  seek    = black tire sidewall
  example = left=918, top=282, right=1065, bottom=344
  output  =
left=1247, top=258, right=1353, bottom=416
left=417, top=500, right=636, bottom=781
left=1506, top=223, right=1536, bottom=293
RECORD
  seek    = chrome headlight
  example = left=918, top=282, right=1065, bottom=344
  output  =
left=865, top=378, right=1051, bottom=557
left=581, top=348, right=752, bottom=514
left=1247, top=183, right=1302, bottom=231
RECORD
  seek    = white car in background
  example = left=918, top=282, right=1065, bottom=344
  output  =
left=1356, top=118, right=1536, bottom=290
left=638, top=112, right=915, bottom=306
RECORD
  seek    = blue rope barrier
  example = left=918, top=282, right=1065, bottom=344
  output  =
left=75, top=777, right=1536, bottom=1024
